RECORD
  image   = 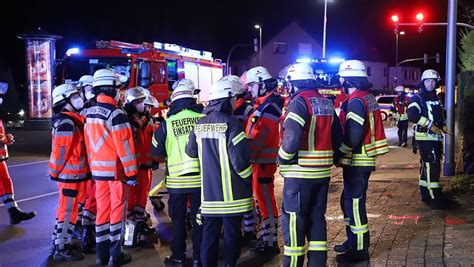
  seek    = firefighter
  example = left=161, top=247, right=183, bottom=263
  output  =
left=151, top=79, right=204, bottom=267
left=124, top=87, right=157, bottom=245
left=243, top=66, right=284, bottom=255
left=390, top=86, right=410, bottom=147
left=84, top=69, right=138, bottom=266
left=408, top=69, right=449, bottom=209
left=278, top=63, right=342, bottom=267
left=0, top=82, right=36, bottom=224
left=333, top=60, right=389, bottom=263
left=185, top=79, right=253, bottom=267
left=49, top=83, right=89, bottom=261
left=77, top=74, right=98, bottom=254
left=222, top=75, right=256, bottom=242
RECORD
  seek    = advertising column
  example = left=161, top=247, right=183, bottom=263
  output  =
left=18, top=29, right=61, bottom=127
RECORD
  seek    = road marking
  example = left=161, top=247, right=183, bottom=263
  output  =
left=0, top=191, right=58, bottom=207
left=8, top=160, right=49, bottom=168
left=326, top=213, right=381, bottom=220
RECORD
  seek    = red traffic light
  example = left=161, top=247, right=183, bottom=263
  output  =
left=391, top=15, right=399, bottom=23
left=416, top=13, right=424, bottom=21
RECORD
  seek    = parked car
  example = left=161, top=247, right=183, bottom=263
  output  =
left=376, top=95, right=397, bottom=121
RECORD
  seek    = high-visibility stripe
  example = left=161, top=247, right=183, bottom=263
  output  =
left=418, top=180, right=440, bottom=189
left=232, top=132, right=246, bottom=145
left=238, top=165, right=252, bottom=179
left=369, top=112, right=376, bottom=144
left=286, top=112, right=305, bottom=127
left=166, top=175, right=201, bottom=189
left=278, top=148, right=295, bottom=160
left=308, top=116, right=316, bottom=149
left=200, top=198, right=253, bottom=214
left=414, top=132, right=442, bottom=141
left=152, top=135, right=158, bottom=148
left=280, top=165, right=331, bottom=179
left=289, top=212, right=299, bottom=267
left=298, top=150, right=333, bottom=157
left=399, top=114, right=408, bottom=120
left=284, top=246, right=305, bottom=256
left=427, top=163, right=435, bottom=199
left=408, top=102, right=421, bottom=112
left=219, top=138, right=233, bottom=202
left=339, top=143, right=352, bottom=154
left=417, top=116, right=430, bottom=127
left=347, top=112, right=365, bottom=126
left=308, top=241, right=328, bottom=251
left=91, top=160, right=115, bottom=167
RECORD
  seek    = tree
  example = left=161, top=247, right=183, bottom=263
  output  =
left=459, top=30, right=474, bottom=71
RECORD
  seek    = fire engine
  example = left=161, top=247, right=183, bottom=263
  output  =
left=58, top=40, right=224, bottom=114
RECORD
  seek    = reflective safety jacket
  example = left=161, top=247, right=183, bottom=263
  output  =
left=232, top=98, right=253, bottom=128
left=408, top=90, right=444, bottom=142
left=185, top=100, right=253, bottom=216
left=128, top=113, right=159, bottom=169
left=152, top=102, right=204, bottom=193
left=338, top=90, right=389, bottom=170
left=390, top=94, right=410, bottom=121
left=0, top=120, right=9, bottom=161
left=84, top=95, right=137, bottom=181
left=246, top=92, right=284, bottom=164
left=278, top=88, right=341, bottom=180
left=49, top=111, right=90, bottom=183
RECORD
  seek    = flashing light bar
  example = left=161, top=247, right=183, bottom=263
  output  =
left=296, top=57, right=312, bottom=63
left=329, top=57, right=345, bottom=64
left=66, top=48, right=80, bottom=56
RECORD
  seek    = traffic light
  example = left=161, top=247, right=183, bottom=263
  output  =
left=436, top=53, right=440, bottom=64
left=391, top=14, right=399, bottom=34
left=424, top=53, right=428, bottom=64
left=254, top=38, right=258, bottom=52
left=416, top=12, right=424, bottom=33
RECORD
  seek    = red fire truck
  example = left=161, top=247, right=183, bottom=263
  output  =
left=59, top=40, right=224, bottom=113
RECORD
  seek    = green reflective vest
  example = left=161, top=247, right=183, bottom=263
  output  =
left=165, top=109, right=204, bottom=189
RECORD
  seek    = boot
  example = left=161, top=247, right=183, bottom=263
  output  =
left=53, top=245, right=85, bottom=261
left=82, top=225, right=96, bottom=254
left=108, top=252, right=132, bottom=267
left=8, top=207, right=36, bottom=225
left=72, top=220, right=83, bottom=240
left=242, top=232, right=257, bottom=246
left=336, top=249, right=369, bottom=263
left=164, top=255, right=185, bottom=267
left=250, top=239, right=280, bottom=256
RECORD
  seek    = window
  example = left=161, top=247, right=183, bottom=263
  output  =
left=377, top=96, right=395, bottom=104
left=273, top=42, right=287, bottom=54
left=413, top=71, right=418, bottom=80
left=405, top=70, right=409, bottom=80
left=367, top=66, right=372, bottom=76
left=383, top=68, right=388, bottom=77
left=137, top=61, right=166, bottom=88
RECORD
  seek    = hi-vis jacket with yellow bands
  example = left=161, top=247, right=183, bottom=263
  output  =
left=338, top=90, right=389, bottom=169
left=278, top=88, right=342, bottom=180
left=407, top=90, right=444, bottom=142
left=49, top=112, right=90, bottom=183
left=390, top=94, right=410, bottom=121
left=0, top=120, right=9, bottom=161
left=151, top=106, right=204, bottom=193
left=84, top=95, right=138, bottom=181
left=185, top=102, right=253, bottom=217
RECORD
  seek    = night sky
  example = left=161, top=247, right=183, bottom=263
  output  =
left=0, top=0, right=472, bottom=105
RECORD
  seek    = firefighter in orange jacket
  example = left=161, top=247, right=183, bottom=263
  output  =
left=278, top=63, right=342, bottom=267
left=49, top=84, right=89, bottom=261
left=77, top=74, right=98, bottom=254
left=84, top=69, right=138, bottom=266
left=390, top=86, right=410, bottom=147
left=244, top=66, right=284, bottom=255
left=124, top=87, right=158, bottom=240
left=0, top=82, right=36, bottom=225
left=333, top=60, right=389, bottom=263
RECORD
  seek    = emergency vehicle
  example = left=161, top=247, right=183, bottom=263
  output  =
left=58, top=40, right=224, bottom=114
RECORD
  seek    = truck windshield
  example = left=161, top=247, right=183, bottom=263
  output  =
left=62, top=57, right=132, bottom=87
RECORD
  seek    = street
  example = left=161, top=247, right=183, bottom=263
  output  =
left=0, top=124, right=473, bottom=267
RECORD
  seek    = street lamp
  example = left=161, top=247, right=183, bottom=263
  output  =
left=254, top=24, right=262, bottom=65
left=395, top=31, right=405, bottom=65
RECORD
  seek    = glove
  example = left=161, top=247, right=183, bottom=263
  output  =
left=125, top=176, right=138, bottom=186
left=430, top=125, right=445, bottom=135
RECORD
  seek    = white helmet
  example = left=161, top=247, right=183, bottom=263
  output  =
left=338, top=60, right=368, bottom=78
left=53, top=84, right=80, bottom=106
left=142, top=88, right=151, bottom=96
left=421, top=69, right=441, bottom=81
left=220, top=75, right=246, bottom=95
left=144, top=95, right=159, bottom=108
left=245, top=66, right=272, bottom=85
left=285, top=63, right=316, bottom=81
left=394, top=86, right=404, bottom=92
left=78, top=75, right=94, bottom=87
left=208, top=79, right=236, bottom=101
left=171, top=79, right=196, bottom=102
left=125, top=87, right=147, bottom=103
left=93, top=69, right=125, bottom=88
